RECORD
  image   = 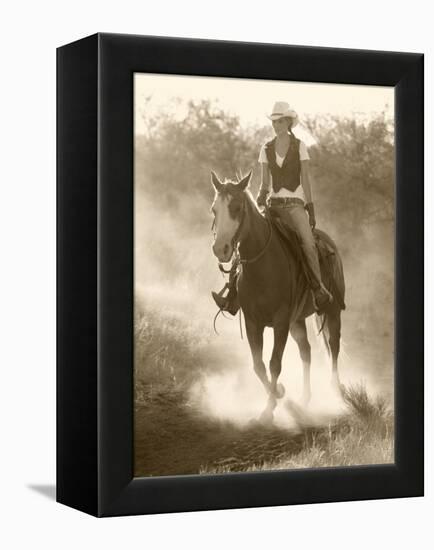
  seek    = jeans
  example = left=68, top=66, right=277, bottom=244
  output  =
left=269, top=203, right=322, bottom=288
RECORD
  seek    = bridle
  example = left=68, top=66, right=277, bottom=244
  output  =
left=211, top=189, right=273, bottom=340
left=212, top=194, right=273, bottom=267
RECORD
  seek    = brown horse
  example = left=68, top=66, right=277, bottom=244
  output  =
left=210, top=170, right=345, bottom=422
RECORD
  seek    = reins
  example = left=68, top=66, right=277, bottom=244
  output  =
left=238, top=208, right=273, bottom=265
left=212, top=198, right=273, bottom=339
left=215, top=199, right=273, bottom=272
left=231, top=200, right=273, bottom=266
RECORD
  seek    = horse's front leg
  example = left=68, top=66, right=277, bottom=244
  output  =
left=269, top=315, right=290, bottom=399
left=244, top=316, right=270, bottom=395
left=257, top=312, right=290, bottom=424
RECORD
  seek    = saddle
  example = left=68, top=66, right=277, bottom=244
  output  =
left=269, top=213, right=346, bottom=310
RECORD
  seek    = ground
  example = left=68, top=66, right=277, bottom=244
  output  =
left=134, top=383, right=394, bottom=477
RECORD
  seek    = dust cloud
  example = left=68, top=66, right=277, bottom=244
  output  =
left=134, top=172, right=394, bottom=428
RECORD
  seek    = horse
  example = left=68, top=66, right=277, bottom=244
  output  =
left=210, top=170, right=345, bottom=422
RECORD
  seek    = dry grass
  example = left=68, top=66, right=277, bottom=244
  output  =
left=201, top=384, right=394, bottom=474
left=134, top=301, right=211, bottom=391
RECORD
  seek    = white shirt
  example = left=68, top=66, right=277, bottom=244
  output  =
left=258, top=140, right=310, bottom=201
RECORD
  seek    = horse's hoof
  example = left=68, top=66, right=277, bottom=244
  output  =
left=275, top=383, right=285, bottom=399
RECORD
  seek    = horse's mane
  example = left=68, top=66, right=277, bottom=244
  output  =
left=243, top=188, right=261, bottom=214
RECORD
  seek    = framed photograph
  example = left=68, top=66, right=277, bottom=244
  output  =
left=57, top=33, right=423, bottom=517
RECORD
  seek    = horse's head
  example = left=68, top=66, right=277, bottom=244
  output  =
left=210, top=170, right=252, bottom=263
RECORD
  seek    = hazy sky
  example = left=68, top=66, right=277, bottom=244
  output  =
left=134, top=73, right=394, bottom=139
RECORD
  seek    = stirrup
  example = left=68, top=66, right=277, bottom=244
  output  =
left=212, top=291, right=229, bottom=310
left=211, top=291, right=240, bottom=316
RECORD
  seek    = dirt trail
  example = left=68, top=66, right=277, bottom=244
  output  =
left=134, top=386, right=308, bottom=477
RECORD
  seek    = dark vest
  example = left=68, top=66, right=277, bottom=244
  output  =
left=264, top=134, right=301, bottom=193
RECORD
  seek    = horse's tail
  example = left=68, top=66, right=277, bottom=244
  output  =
left=311, top=229, right=345, bottom=360
left=314, top=313, right=331, bottom=357
left=315, top=228, right=346, bottom=310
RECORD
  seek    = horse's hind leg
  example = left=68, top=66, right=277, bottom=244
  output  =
left=327, top=310, right=342, bottom=394
left=290, top=319, right=311, bottom=405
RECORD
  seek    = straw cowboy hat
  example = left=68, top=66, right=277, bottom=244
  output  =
left=267, top=101, right=299, bottom=127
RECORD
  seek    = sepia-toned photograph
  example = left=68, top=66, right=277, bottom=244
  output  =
left=133, top=73, right=394, bottom=477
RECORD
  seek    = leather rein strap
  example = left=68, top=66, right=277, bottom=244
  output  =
left=233, top=200, right=273, bottom=265
left=214, top=197, right=273, bottom=273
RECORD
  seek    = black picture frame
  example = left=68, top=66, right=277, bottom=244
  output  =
left=57, top=33, right=424, bottom=517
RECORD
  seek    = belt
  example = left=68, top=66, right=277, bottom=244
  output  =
left=268, top=197, right=305, bottom=208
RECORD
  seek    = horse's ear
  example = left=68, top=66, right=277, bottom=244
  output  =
left=238, top=170, right=252, bottom=191
left=211, top=171, right=223, bottom=192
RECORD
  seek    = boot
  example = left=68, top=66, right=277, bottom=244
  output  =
left=312, top=284, right=333, bottom=314
left=211, top=285, right=240, bottom=316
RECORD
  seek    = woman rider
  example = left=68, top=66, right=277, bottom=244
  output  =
left=212, top=101, right=333, bottom=314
